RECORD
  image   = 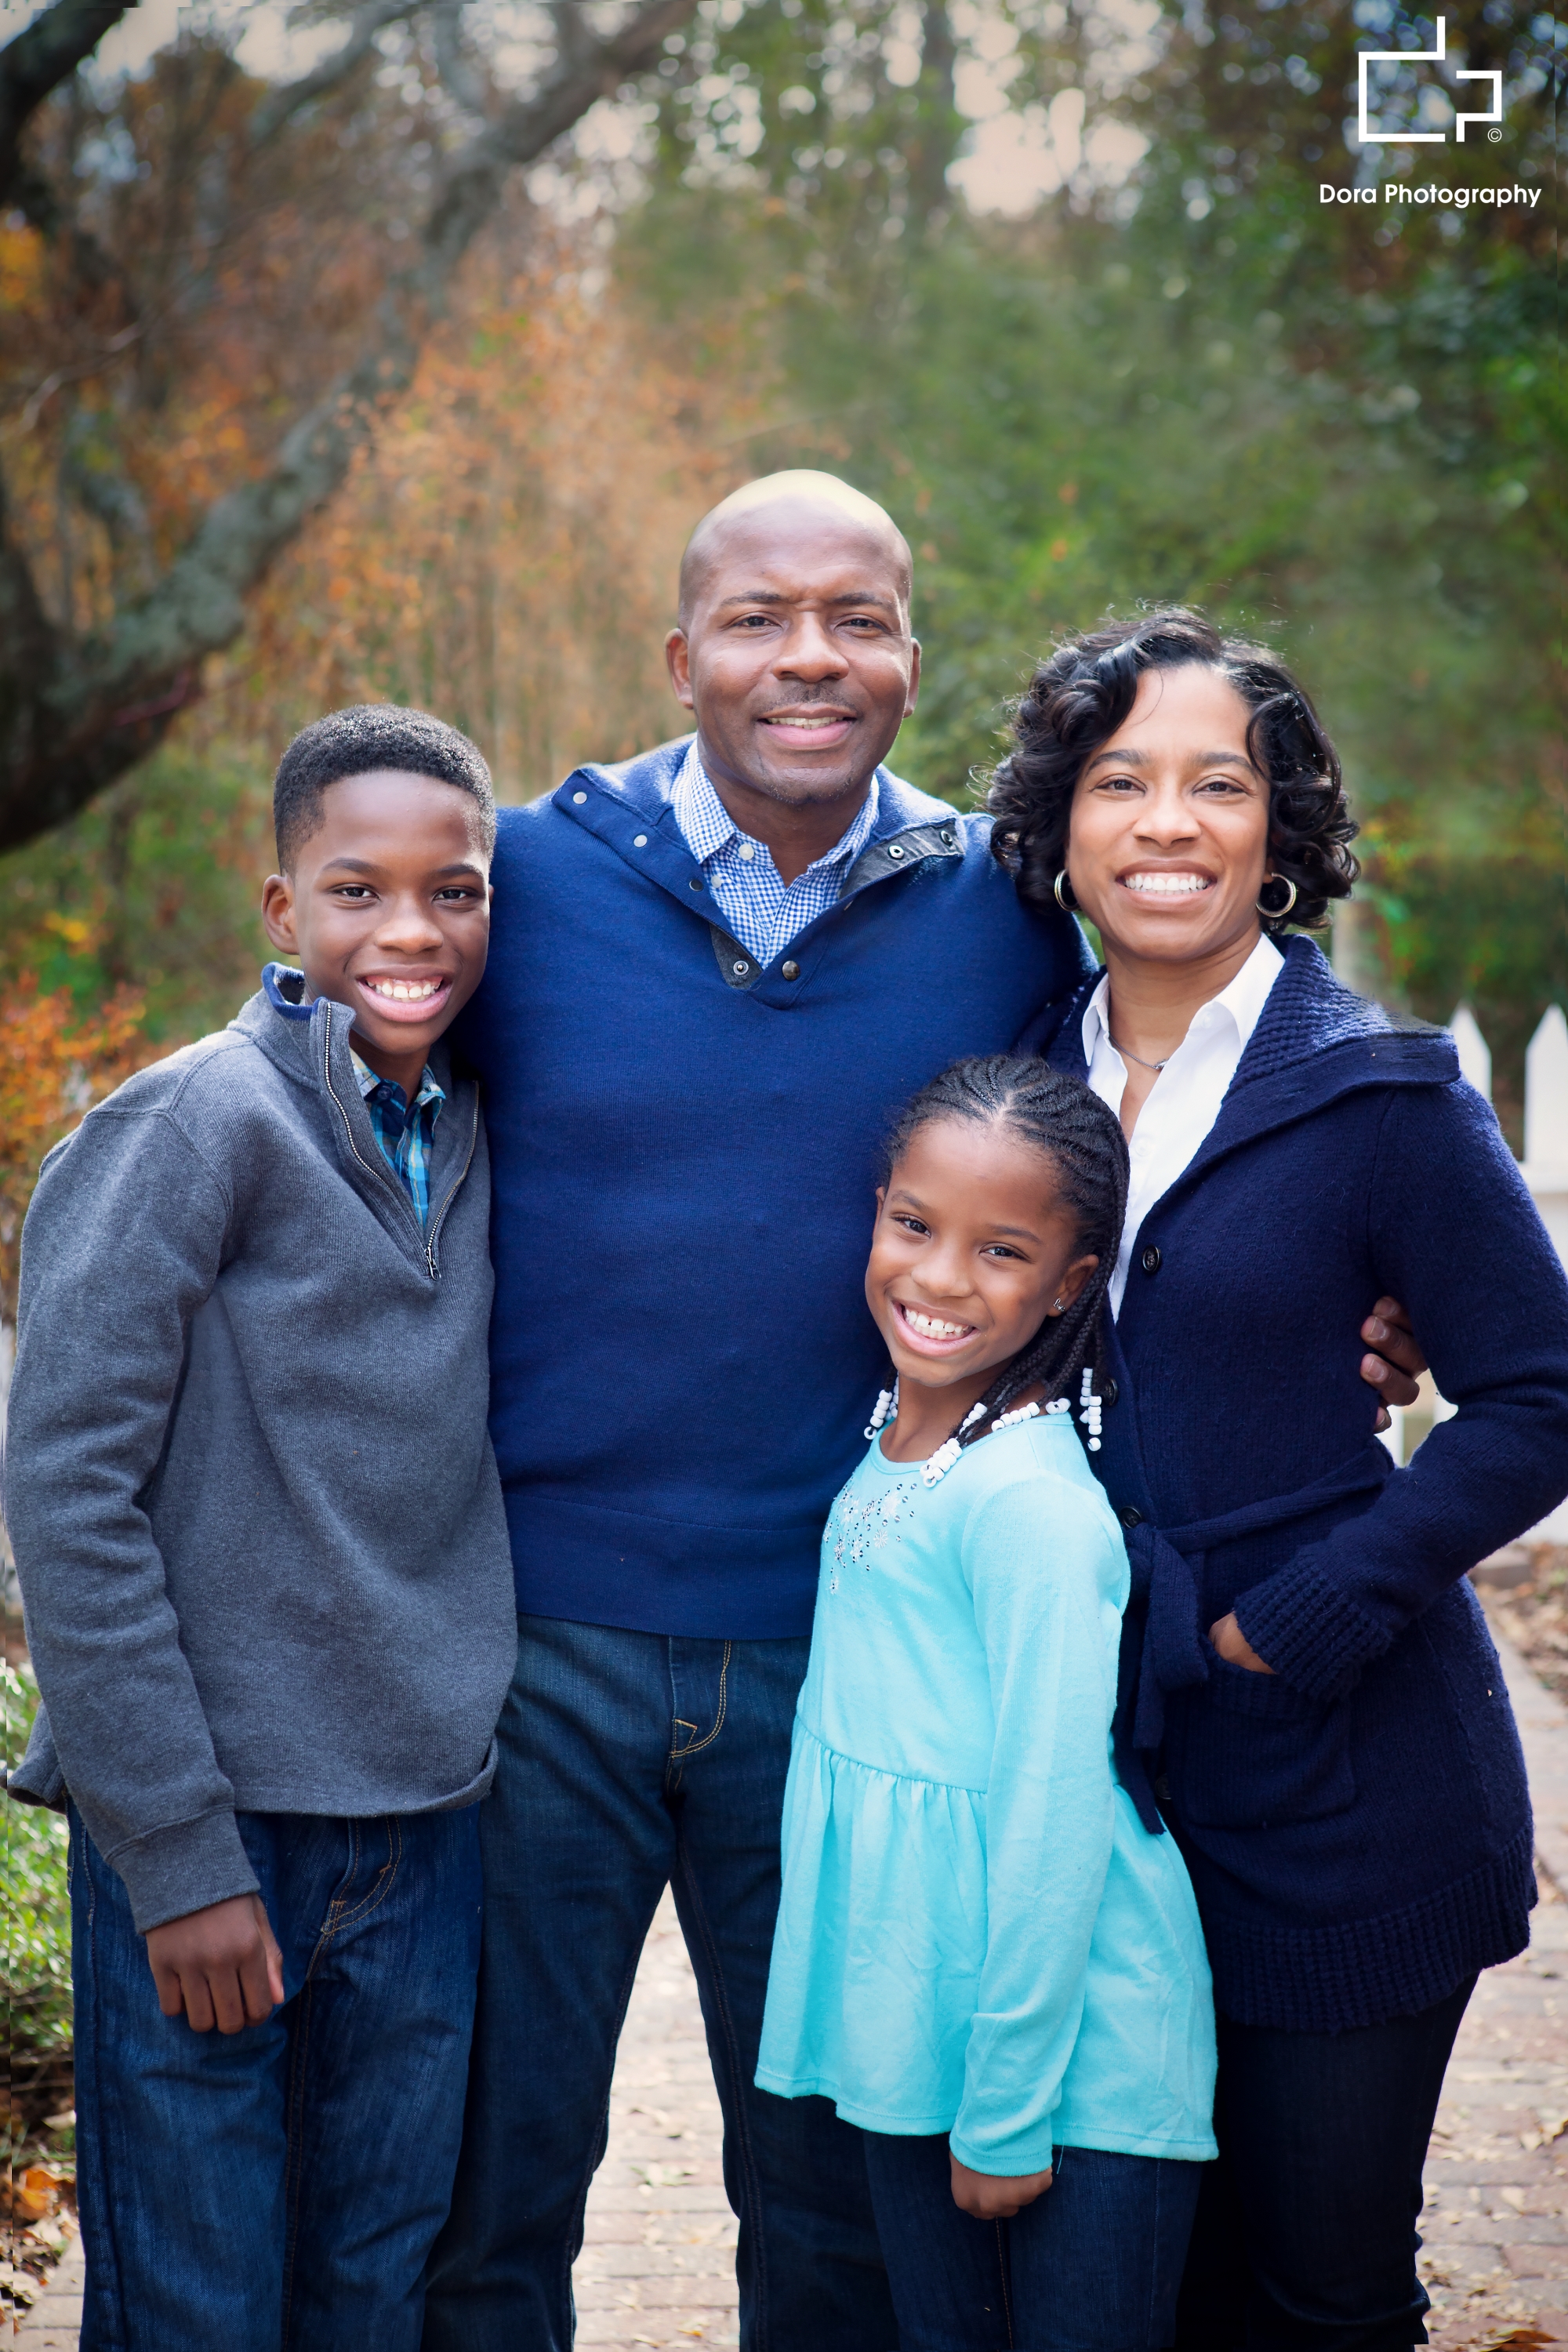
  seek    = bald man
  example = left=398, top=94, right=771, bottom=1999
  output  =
left=422, top=474, right=1423, bottom=2350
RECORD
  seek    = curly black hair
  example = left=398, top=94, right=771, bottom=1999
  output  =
left=273, top=705, right=495, bottom=870
left=986, top=610, right=1359, bottom=933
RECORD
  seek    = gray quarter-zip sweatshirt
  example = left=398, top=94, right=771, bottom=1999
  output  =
left=5, top=967, right=517, bottom=1931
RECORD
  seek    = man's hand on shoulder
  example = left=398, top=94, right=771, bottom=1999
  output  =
left=145, top=1893, right=284, bottom=2034
left=1359, top=1295, right=1427, bottom=1430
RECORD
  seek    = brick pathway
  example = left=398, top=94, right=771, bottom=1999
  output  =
left=20, top=1610, right=1568, bottom=2350
left=572, top=1895, right=739, bottom=2348
left=1420, top=1620, right=1568, bottom=2348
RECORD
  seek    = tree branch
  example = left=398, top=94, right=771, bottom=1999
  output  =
left=0, top=1, right=129, bottom=206
left=1, top=0, right=700, bottom=850
left=909, top=2, right=960, bottom=231
left=431, top=0, right=493, bottom=119
left=421, top=0, right=695, bottom=282
left=249, top=0, right=424, bottom=147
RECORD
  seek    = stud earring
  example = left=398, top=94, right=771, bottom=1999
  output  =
left=1051, top=1296, right=1065, bottom=1312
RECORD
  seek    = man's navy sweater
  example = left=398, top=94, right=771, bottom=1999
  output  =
left=459, top=738, right=1091, bottom=1638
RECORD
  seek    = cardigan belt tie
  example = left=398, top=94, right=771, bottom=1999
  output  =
left=1116, top=1445, right=1395, bottom=1833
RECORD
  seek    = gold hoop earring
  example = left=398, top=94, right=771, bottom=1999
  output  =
left=1054, top=870, right=1078, bottom=913
left=1256, top=875, right=1298, bottom=919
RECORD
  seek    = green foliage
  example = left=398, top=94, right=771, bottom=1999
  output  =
left=1, top=1664, right=72, bottom=2061
left=1, top=0, right=1557, bottom=1132
left=0, top=736, right=274, bottom=1049
left=625, top=0, right=1563, bottom=1128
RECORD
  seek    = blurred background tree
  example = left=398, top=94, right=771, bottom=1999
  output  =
left=0, top=0, right=1560, bottom=1152
left=0, top=0, right=699, bottom=845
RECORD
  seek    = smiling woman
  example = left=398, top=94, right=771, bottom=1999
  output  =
left=989, top=610, right=1357, bottom=953
left=986, top=610, right=1568, bottom=2345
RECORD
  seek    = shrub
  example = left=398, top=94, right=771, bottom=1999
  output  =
left=1, top=1663, right=73, bottom=2146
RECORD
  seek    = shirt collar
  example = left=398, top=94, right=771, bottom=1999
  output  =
left=350, top=1050, right=445, bottom=1111
left=669, top=740, right=881, bottom=876
left=1081, top=931, right=1286, bottom=1067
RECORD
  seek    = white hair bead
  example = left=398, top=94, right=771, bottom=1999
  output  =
left=922, top=1436, right=964, bottom=1486
left=863, top=1383, right=898, bottom=1441
left=993, top=1400, right=1042, bottom=1431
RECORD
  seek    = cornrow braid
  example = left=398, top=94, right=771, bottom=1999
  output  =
left=879, top=1056, right=1130, bottom=1461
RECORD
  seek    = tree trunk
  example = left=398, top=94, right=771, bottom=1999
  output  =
left=0, top=0, right=698, bottom=853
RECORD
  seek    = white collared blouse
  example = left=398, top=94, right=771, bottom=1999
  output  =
left=1083, top=931, right=1285, bottom=1315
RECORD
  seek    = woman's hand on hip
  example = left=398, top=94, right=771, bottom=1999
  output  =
left=1210, top=1613, right=1276, bottom=1675
left=948, top=2151, right=1054, bottom=2219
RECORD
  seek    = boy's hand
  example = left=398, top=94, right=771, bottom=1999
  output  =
left=948, top=2150, right=1054, bottom=2220
left=145, top=1894, right=285, bottom=2034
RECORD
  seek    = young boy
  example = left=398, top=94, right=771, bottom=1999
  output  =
left=5, top=706, right=518, bottom=2351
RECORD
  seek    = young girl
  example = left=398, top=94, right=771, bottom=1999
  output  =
left=756, top=1055, right=1216, bottom=2350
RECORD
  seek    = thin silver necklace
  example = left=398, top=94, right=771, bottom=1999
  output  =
left=1109, top=1033, right=1171, bottom=1072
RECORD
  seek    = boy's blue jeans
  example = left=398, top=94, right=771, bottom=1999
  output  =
left=70, top=1800, right=483, bottom=2352
left=421, top=1614, right=898, bottom=2352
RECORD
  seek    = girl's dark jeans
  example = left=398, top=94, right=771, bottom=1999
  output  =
left=1174, top=1976, right=1476, bottom=2350
left=861, top=2129, right=1203, bottom=2351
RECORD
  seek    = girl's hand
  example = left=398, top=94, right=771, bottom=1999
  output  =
left=1210, top=1612, right=1275, bottom=1675
left=948, top=2150, right=1054, bottom=2219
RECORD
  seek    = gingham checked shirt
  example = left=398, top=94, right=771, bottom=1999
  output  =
left=351, top=1051, right=445, bottom=1229
left=668, top=741, right=881, bottom=966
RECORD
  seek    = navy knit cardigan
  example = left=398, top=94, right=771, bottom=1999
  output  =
left=1040, top=937, right=1568, bottom=2035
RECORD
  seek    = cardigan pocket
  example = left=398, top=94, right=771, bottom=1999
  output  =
left=1174, top=1654, right=1356, bottom=1830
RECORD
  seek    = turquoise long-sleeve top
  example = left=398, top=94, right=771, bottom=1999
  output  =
left=756, top=1411, right=1218, bottom=2174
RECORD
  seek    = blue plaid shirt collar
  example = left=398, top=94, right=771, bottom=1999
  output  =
left=350, top=1051, right=445, bottom=1229
left=668, top=741, right=880, bottom=967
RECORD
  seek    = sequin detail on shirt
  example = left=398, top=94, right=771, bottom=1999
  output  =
left=826, top=1473, right=916, bottom=1592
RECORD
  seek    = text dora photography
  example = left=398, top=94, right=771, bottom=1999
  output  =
left=1320, top=5, right=1548, bottom=220
left=1323, top=179, right=1540, bottom=207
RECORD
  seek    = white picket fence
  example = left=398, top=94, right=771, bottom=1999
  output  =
left=1384, top=1003, right=1568, bottom=1542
